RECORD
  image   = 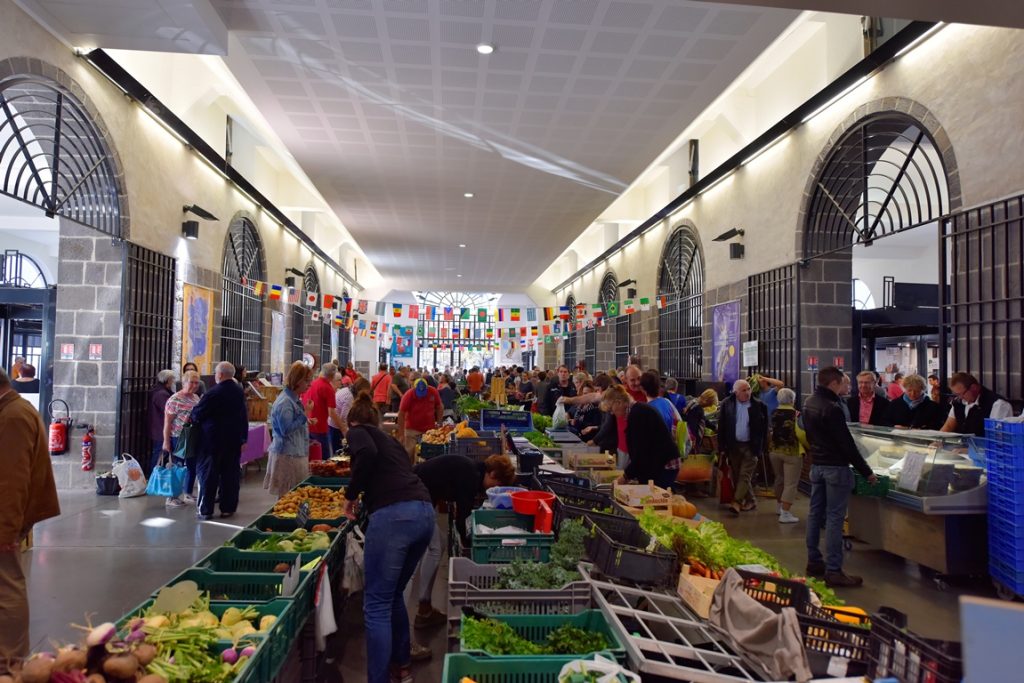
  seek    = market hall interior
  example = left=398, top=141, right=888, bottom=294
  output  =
left=2, top=0, right=1024, bottom=681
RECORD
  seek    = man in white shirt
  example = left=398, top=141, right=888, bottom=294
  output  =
left=940, top=372, right=1012, bottom=436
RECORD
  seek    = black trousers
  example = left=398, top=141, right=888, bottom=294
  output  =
left=196, top=450, right=241, bottom=516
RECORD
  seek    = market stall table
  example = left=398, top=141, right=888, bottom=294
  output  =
left=242, top=421, right=269, bottom=467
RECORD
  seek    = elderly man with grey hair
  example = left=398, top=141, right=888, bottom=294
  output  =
left=718, top=378, right=769, bottom=515
left=190, top=361, right=248, bottom=520
left=147, top=368, right=177, bottom=475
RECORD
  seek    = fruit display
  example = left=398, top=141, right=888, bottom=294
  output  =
left=422, top=424, right=455, bottom=444
left=271, top=486, right=346, bottom=519
left=232, top=528, right=331, bottom=553
left=454, top=421, right=478, bottom=439
left=309, top=459, right=350, bottom=477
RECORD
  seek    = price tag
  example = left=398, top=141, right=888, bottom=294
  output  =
left=898, top=449, right=929, bottom=491
left=296, top=501, right=311, bottom=529
left=281, top=556, right=301, bottom=597
left=826, top=656, right=849, bottom=677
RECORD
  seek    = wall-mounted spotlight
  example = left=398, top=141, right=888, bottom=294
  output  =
left=182, top=204, right=219, bottom=241
left=713, top=227, right=745, bottom=260
left=284, top=276, right=296, bottom=288
left=181, top=220, right=199, bottom=240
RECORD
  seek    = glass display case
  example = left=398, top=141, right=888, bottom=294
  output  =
left=849, top=425, right=987, bottom=513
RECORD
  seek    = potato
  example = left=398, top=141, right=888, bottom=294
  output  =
left=134, top=643, right=157, bottom=667
left=54, top=647, right=87, bottom=672
left=20, top=656, right=55, bottom=683
left=102, top=654, right=139, bottom=679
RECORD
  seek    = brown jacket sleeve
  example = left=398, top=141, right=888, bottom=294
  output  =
left=0, top=393, right=59, bottom=545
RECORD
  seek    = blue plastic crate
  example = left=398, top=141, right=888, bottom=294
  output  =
left=987, top=459, right=1024, bottom=489
left=990, top=556, right=1024, bottom=594
left=989, top=506, right=1024, bottom=531
left=989, top=534, right=1024, bottom=567
left=986, top=477, right=1023, bottom=505
left=986, top=418, right=1024, bottom=436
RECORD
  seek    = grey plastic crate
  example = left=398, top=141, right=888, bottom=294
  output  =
left=446, top=557, right=591, bottom=632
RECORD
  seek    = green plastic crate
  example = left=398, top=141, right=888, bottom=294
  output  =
left=460, top=610, right=626, bottom=665
left=442, top=654, right=619, bottom=682
left=854, top=473, right=891, bottom=496
left=248, top=514, right=348, bottom=532
left=296, top=476, right=350, bottom=488
left=196, top=546, right=327, bottom=574
left=158, top=567, right=313, bottom=608
left=227, top=528, right=344, bottom=579
left=469, top=509, right=554, bottom=564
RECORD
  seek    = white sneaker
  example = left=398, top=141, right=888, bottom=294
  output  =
left=778, top=510, right=799, bottom=524
left=182, top=494, right=197, bottom=505
left=165, top=498, right=186, bottom=509
left=777, top=502, right=782, bottom=514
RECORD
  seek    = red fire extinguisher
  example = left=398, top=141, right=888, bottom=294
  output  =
left=81, top=425, right=95, bottom=471
left=48, top=399, right=73, bottom=456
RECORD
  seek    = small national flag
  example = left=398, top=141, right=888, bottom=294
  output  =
left=253, top=281, right=266, bottom=298
left=424, top=305, right=435, bottom=320
left=357, top=300, right=369, bottom=315
left=323, top=294, right=335, bottom=310
left=409, top=304, right=419, bottom=319
left=240, top=276, right=248, bottom=287
left=498, top=309, right=506, bottom=322
left=343, top=297, right=353, bottom=312
left=553, top=321, right=561, bottom=334
left=375, top=301, right=386, bottom=316
left=463, top=328, right=471, bottom=339
left=591, top=304, right=604, bottom=318
left=543, top=307, right=556, bottom=321
left=428, top=327, right=436, bottom=337
left=511, top=308, right=521, bottom=322
left=530, top=326, right=538, bottom=336
left=370, top=321, right=378, bottom=333
left=383, top=323, right=391, bottom=333
left=486, top=328, right=493, bottom=339
left=526, top=308, right=537, bottom=322
left=543, top=324, right=551, bottom=335
left=311, top=310, right=321, bottom=322
left=624, top=299, right=636, bottom=314
left=444, top=307, right=454, bottom=321
left=520, top=326, right=527, bottom=337
left=558, top=306, right=570, bottom=320
left=639, top=297, right=651, bottom=311
left=358, top=320, right=367, bottom=330
left=656, top=295, right=668, bottom=309
left=286, top=286, right=298, bottom=304
left=545, top=335, right=554, bottom=343
left=453, top=327, right=460, bottom=339
left=333, top=316, right=343, bottom=328
left=269, top=284, right=283, bottom=300
left=477, top=307, right=487, bottom=322
left=606, top=301, right=620, bottom=317
left=460, top=307, right=471, bottom=321
left=441, top=328, right=449, bottom=339
left=576, top=303, right=586, bottom=318
left=393, top=304, right=403, bottom=318
left=306, top=291, right=318, bottom=307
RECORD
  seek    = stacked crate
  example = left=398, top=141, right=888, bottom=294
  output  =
left=984, top=419, right=1024, bottom=597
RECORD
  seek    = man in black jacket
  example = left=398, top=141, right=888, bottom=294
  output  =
left=191, top=361, right=249, bottom=520
left=718, top=379, right=769, bottom=515
left=804, top=366, right=878, bottom=588
left=847, top=371, right=890, bottom=427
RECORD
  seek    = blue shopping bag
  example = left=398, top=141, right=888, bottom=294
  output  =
left=146, top=453, right=185, bottom=498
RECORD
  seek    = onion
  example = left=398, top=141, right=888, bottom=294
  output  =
left=85, top=623, right=116, bottom=647
left=221, top=648, right=238, bottom=664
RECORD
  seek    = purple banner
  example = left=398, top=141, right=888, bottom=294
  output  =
left=712, top=300, right=741, bottom=385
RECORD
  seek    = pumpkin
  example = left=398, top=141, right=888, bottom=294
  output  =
left=672, top=497, right=698, bottom=519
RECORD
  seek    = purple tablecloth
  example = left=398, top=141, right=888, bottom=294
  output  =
left=241, top=422, right=268, bottom=465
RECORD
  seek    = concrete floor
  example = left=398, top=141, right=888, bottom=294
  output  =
left=23, top=472, right=989, bottom=679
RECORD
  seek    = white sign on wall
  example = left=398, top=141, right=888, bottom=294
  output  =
left=742, top=341, right=758, bottom=368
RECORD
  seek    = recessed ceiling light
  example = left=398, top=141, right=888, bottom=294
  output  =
left=463, top=192, right=474, bottom=198
left=459, top=243, right=466, bottom=248
left=476, top=44, right=494, bottom=55
left=457, top=274, right=463, bottom=278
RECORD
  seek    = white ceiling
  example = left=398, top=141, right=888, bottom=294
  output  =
left=212, top=0, right=797, bottom=291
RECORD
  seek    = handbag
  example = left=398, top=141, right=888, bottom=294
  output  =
left=146, top=452, right=185, bottom=498
left=174, top=422, right=200, bottom=459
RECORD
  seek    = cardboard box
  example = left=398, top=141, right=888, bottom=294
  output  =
left=677, top=566, right=720, bottom=619
left=564, top=450, right=615, bottom=469
left=580, top=468, right=624, bottom=485
left=613, top=482, right=671, bottom=508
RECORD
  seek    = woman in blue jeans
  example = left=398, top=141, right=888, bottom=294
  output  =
left=344, top=393, right=434, bottom=683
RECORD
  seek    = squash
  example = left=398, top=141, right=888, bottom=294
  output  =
left=671, top=496, right=698, bottom=519
left=456, top=427, right=479, bottom=438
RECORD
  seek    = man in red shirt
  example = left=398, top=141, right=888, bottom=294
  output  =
left=370, top=363, right=391, bottom=413
left=343, top=361, right=359, bottom=384
left=304, top=363, right=342, bottom=458
left=466, top=366, right=484, bottom=396
left=623, top=365, right=648, bottom=403
left=398, top=377, right=443, bottom=462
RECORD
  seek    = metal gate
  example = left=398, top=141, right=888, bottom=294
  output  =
left=748, top=264, right=800, bottom=392
left=939, top=194, right=1024, bottom=402
left=118, top=242, right=175, bottom=464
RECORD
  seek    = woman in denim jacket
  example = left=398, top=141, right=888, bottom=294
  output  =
left=264, top=361, right=314, bottom=497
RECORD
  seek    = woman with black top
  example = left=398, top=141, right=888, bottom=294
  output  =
left=887, top=374, right=946, bottom=430
left=344, top=394, right=434, bottom=683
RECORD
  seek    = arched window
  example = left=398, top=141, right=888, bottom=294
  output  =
left=658, top=226, right=703, bottom=380
left=804, top=113, right=947, bottom=259
left=221, top=218, right=265, bottom=370
left=0, top=75, right=122, bottom=237
left=1, top=250, right=47, bottom=288
left=564, top=294, right=577, bottom=370
left=599, top=271, right=629, bottom=369
left=302, top=263, right=332, bottom=365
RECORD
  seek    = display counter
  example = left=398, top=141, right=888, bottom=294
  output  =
left=846, top=425, right=988, bottom=576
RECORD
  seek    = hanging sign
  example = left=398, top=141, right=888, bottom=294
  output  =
left=742, top=341, right=758, bottom=368
left=711, top=300, right=741, bottom=384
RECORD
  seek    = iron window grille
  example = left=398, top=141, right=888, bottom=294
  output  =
left=747, top=265, right=799, bottom=393
left=599, top=271, right=630, bottom=369
left=564, top=294, right=577, bottom=369
left=658, top=227, right=704, bottom=380
left=1, top=249, right=47, bottom=288
left=220, top=218, right=265, bottom=371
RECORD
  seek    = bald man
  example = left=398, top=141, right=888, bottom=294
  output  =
left=190, top=361, right=249, bottom=520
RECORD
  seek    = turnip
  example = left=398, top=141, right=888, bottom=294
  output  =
left=221, top=648, right=238, bottom=664
left=133, top=643, right=157, bottom=667
left=54, top=646, right=87, bottom=672
left=239, top=645, right=256, bottom=659
left=85, top=623, right=116, bottom=647
left=20, top=654, right=56, bottom=683
left=102, top=653, right=139, bottom=679
left=125, top=628, right=146, bottom=644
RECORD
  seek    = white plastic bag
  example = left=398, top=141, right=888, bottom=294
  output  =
left=112, top=453, right=147, bottom=498
left=342, top=525, right=365, bottom=593
left=558, top=654, right=641, bottom=682
left=552, top=403, right=569, bottom=430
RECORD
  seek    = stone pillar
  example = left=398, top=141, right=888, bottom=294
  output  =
left=629, top=309, right=660, bottom=370
left=798, top=254, right=853, bottom=396
left=543, top=338, right=560, bottom=369
left=51, top=221, right=124, bottom=489
left=595, top=324, right=615, bottom=372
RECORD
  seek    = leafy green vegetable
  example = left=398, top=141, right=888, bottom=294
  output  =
left=455, top=395, right=495, bottom=415
left=462, top=616, right=608, bottom=655
left=638, top=511, right=845, bottom=606
left=532, top=414, right=553, bottom=432
left=524, top=430, right=556, bottom=448
left=495, top=519, right=586, bottom=589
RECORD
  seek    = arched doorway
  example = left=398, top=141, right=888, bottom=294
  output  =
left=221, top=217, right=266, bottom=372
left=599, top=271, right=629, bottom=369
left=658, top=224, right=704, bottom=386
left=798, top=109, right=955, bottom=391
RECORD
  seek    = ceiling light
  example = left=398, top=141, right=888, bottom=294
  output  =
left=464, top=192, right=474, bottom=198
left=459, top=244, right=466, bottom=248
left=476, top=44, right=494, bottom=55
left=457, top=274, right=463, bottom=278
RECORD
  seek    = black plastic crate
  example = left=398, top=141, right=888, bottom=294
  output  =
left=454, top=433, right=504, bottom=461
left=798, top=613, right=871, bottom=679
left=581, top=513, right=677, bottom=587
left=543, top=479, right=632, bottom=529
left=733, top=568, right=813, bottom=614
left=868, top=607, right=962, bottom=683
left=534, top=472, right=592, bottom=489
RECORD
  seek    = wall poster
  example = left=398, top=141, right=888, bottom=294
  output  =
left=270, top=311, right=286, bottom=376
left=182, top=284, right=215, bottom=374
left=712, top=300, right=741, bottom=385
left=391, top=325, right=413, bottom=359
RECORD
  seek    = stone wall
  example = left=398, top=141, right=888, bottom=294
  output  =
left=595, top=324, right=615, bottom=372
left=798, top=255, right=853, bottom=396
left=51, top=220, right=124, bottom=489
left=629, top=309, right=659, bottom=370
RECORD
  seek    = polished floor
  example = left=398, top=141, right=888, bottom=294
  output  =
left=23, top=470, right=989, bottom=679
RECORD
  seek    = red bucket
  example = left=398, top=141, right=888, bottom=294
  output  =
left=510, top=490, right=555, bottom=515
